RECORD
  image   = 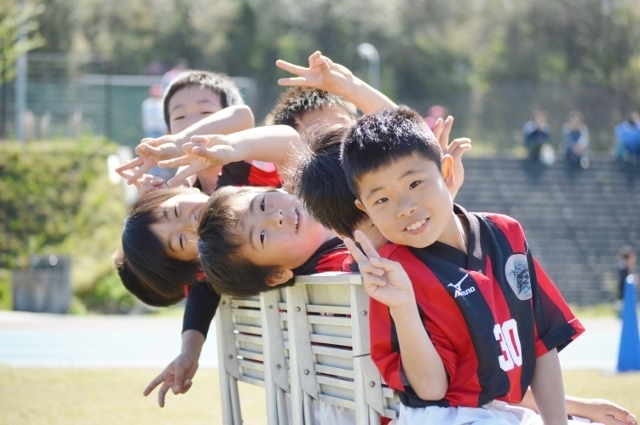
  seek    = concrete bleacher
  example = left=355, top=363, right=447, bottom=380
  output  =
left=455, top=156, right=640, bottom=305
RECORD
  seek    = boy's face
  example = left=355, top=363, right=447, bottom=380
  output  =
left=354, top=152, right=455, bottom=249
left=298, top=105, right=355, bottom=131
left=168, top=86, right=223, bottom=134
left=150, top=192, right=210, bottom=261
left=232, top=189, right=333, bottom=275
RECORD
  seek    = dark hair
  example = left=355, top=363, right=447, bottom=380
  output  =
left=118, top=187, right=202, bottom=306
left=620, top=244, right=636, bottom=260
left=163, top=70, right=244, bottom=129
left=264, top=87, right=358, bottom=129
left=294, top=124, right=367, bottom=238
left=341, top=107, right=442, bottom=197
left=197, top=185, right=290, bottom=298
left=113, top=250, right=184, bottom=306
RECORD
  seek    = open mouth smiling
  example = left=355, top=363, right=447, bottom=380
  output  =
left=404, top=218, right=428, bottom=232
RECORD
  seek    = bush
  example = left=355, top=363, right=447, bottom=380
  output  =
left=0, top=138, right=129, bottom=312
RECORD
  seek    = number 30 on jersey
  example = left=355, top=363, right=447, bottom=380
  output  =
left=494, top=319, right=522, bottom=371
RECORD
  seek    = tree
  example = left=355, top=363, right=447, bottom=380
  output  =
left=0, top=2, right=45, bottom=84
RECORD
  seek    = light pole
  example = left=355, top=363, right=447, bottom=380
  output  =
left=357, top=43, right=380, bottom=90
left=15, top=0, right=27, bottom=142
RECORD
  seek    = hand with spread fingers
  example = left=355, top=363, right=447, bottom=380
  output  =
left=143, top=330, right=204, bottom=408
left=431, top=115, right=471, bottom=198
left=115, top=135, right=182, bottom=184
left=143, top=351, right=198, bottom=408
left=115, top=168, right=167, bottom=196
left=276, top=50, right=396, bottom=114
left=160, top=135, right=234, bottom=188
left=343, top=230, right=415, bottom=309
left=276, top=50, right=354, bottom=95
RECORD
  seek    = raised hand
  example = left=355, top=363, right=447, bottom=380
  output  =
left=276, top=50, right=354, bottom=94
left=344, top=230, right=415, bottom=308
left=161, top=135, right=235, bottom=188
left=115, top=135, right=182, bottom=184
left=432, top=116, right=471, bottom=197
left=115, top=169, right=167, bottom=196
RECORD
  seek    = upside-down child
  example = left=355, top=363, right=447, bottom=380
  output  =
left=341, top=107, right=587, bottom=424
left=130, top=52, right=400, bottom=409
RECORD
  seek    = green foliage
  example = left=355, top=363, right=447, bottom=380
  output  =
left=0, top=269, right=11, bottom=310
left=0, top=1, right=45, bottom=83
left=0, top=138, right=129, bottom=311
left=83, top=270, right=134, bottom=314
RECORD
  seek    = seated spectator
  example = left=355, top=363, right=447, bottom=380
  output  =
left=562, top=110, right=590, bottom=169
left=614, top=111, right=640, bottom=165
left=523, top=109, right=552, bottom=163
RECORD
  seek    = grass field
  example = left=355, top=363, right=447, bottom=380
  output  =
left=1, top=366, right=638, bottom=424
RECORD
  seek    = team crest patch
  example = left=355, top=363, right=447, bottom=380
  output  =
left=505, top=254, right=532, bottom=300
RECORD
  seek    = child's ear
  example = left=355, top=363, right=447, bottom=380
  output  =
left=441, top=154, right=456, bottom=192
left=354, top=199, right=368, bottom=213
left=266, top=269, right=294, bottom=287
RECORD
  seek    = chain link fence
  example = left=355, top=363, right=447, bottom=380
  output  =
left=0, top=53, right=634, bottom=155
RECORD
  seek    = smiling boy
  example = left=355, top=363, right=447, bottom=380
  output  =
left=341, top=107, right=585, bottom=425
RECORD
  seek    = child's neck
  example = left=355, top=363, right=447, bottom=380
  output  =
left=435, top=212, right=469, bottom=254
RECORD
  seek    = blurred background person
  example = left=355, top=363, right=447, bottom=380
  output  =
left=614, top=111, right=640, bottom=165
left=161, top=58, right=189, bottom=92
left=523, top=109, right=552, bottom=163
left=424, top=104, right=448, bottom=132
left=141, top=84, right=173, bottom=181
left=562, top=110, right=590, bottom=169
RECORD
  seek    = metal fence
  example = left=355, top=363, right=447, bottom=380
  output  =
left=0, top=53, right=635, bottom=154
left=0, top=53, right=257, bottom=148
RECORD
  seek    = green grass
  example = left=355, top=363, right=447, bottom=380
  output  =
left=1, top=366, right=638, bottom=424
left=0, top=367, right=265, bottom=425
left=563, top=369, right=640, bottom=417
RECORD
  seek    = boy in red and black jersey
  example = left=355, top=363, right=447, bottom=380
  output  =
left=340, top=107, right=584, bottom=424
left=294, top=107, right=635, bottom=424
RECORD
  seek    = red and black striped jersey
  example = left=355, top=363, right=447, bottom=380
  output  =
left=292, top=237, right=350, bottom=276
left=370, top=205, right=584, bottom=409
left=216, top=160, right=283, bottom=189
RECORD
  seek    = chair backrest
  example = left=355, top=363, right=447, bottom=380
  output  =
left=286, top=272, right=401, bottom=424
left=215, top=292, right=289, bottom=425
left=215, top=272, right=401, bottom=425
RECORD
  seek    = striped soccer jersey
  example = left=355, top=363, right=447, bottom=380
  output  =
left=370, top=205, right=584, bottom=409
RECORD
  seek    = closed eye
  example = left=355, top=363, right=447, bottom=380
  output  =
left=179, top=234, right=184, bottom=250
left=174, top=205, right=179, bottom=218
left=172, top=116, right=185, bottom=121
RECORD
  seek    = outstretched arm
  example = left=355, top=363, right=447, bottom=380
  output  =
left=344, top=230, right=448, bottom=400
left=143, top=330, right=205, bottom=407
left=117, top=105, right=254, bottom=184
left=276, top=51, right=396, bottom=114
left=520, top=390, right=637, bottom=425
left=161, top=125, right=303, bottom=188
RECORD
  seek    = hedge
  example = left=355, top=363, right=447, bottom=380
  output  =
left=0, top=138, right=131, bottom=311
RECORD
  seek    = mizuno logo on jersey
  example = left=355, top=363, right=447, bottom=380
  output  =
left=447, top=273, right=475, bottom=298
